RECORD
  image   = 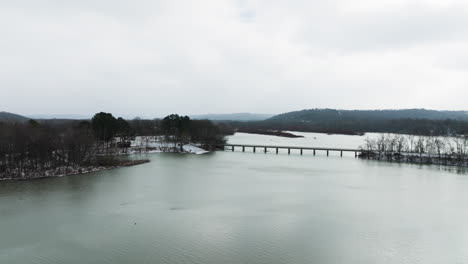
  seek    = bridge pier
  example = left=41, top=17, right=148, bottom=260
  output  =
left=232, top=146, right=234, bottom=152
left=313, top=149, right=316, bottom=155
left=340, top=151, right=343, bottom=157
left=300, top=149, right=303, bottom=155
left=276, top=148, right=278, bottom=154
left=253, top=147, right=256, bottom=153
left=264, top=147, right=267, bottom=153
left=327, top=150, right=329, bottom=156
left=288, top=148, right=290, bottom=155
left=242, top=146, right=245, bottom=152
left=355, top=151, right=357, bottom=158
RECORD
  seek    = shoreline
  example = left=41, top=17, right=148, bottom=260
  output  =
left=236, top=129, right=304, bottom=138
left=1, top=143, right=212, bottom=181
left=358, top=151, right=468, bottom=168
left=0, top=159, right=150, bottom=181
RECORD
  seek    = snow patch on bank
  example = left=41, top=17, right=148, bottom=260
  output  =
left=120, top=136, right=210, bottom=155
left=182, top=144, right=209, bottom=154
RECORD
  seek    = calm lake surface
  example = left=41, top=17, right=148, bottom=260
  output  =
left=1, top=132, right=468, bottom=264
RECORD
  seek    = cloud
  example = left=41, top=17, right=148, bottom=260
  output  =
left=1, top=0, right=467, bottom=117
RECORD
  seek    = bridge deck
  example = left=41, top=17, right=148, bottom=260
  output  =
left=222, top=144, right=360, bottom=152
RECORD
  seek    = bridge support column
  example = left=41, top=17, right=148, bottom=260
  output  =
left=327, top=150, right=329, bottom=156
left=355, top=151, right=357, bottom=158
left=313, top=149, right=316, bottom=155
left=242, top=146, right=245, bottom=152
left=300, top=149, right=303, bottom=155
left=232, top=146, right=234, bottom=151
left=288, top=148, right=290, bottom=155
left=264, top=147, right=267, bottom=153
left=253, top=147, right=256, bottom=153
left=340, top=151, right=343, bottom=157
left=276, top=148, right=278, bottom=154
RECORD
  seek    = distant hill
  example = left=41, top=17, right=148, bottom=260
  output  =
left=231, top=108, right=468, bottom=136
left=0, top=111, right=30, bottom=122
left=191, top=113, right=274, bottom=121
left=269, top=109, right=468, bottom=122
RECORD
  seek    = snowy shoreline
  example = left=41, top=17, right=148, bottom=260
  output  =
left=116, top=144, right=209, bottom=155
left=114, top=136, right=211, bottom=155
left=0, top=159, right=150, bottom=181
left=1, top=137, right=211, bottom=181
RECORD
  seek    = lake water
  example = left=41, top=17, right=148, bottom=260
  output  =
left=1, top=132, right=468, bottom=264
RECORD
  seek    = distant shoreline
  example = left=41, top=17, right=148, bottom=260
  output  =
left=237, top=129, right=304, bottom=138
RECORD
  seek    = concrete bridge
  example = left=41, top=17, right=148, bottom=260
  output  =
left=221, top=144, right=361, bottom=157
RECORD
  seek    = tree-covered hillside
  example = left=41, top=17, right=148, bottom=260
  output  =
left=270, top=109, right=468, bottom=122
left=227, top=109, right=468, bottom=136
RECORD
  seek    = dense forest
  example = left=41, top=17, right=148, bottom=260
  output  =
left=127, top=114, right=232, bottom=151
left=0, top=113, right=231, bottom=180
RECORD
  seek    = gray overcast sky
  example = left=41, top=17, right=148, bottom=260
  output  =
left=1, top=0, right=467, bottom=118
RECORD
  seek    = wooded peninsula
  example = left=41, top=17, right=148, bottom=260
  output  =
left=0, top=113, right=233, bottom=180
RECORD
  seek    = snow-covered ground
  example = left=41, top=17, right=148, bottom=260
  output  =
left=182, top=144, right=209, bottom=155
left=120, top=136, right=209, bottom=155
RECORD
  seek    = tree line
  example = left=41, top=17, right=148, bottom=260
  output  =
left=0, top=119, right=96, bottom=179
left=360, top=133, right=468, bottom=166
left=0, top=112, right=232, bottom=179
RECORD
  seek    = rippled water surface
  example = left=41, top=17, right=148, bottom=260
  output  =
left=1, top=133, right=468, bottom=264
